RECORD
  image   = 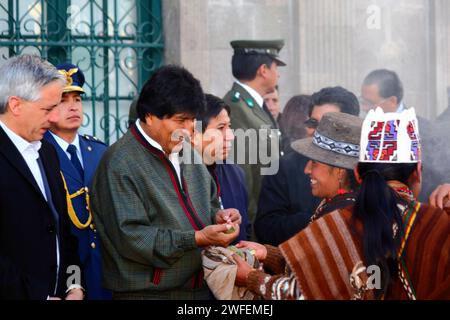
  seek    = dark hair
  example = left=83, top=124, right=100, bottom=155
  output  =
left=127, top=97, right=138, bottom=127
left=136, top=65, right=206, bottom=121
left=232, top=54, right=274, bottom=81
left=310, top=86, right=360, bottom=116
left=354, top=162, right=417, bottom=295
left=363, top=69, right=404, bottom=103
left=278, top=95, right=312, bottom=154
left=197, top=94, right=231, bottom=133
left=345, top=168, right=358, bottom=191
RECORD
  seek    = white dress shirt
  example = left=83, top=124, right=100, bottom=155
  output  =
left=49, top=131, right=84, bottom=168
left=0, top=120, right=47, bottom=200
left=136, top=120, right=182, bottom=186
left=236, top=80, right=264, bottom=108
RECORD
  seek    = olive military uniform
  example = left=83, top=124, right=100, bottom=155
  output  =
left=223, top=40, right=285, bottom=235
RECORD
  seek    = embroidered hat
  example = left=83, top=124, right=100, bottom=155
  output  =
left=359, top=107, right=420, bottom=163
left=291, top=112, right=363, bottom=170
left=55, top=63, right=85, bottom=93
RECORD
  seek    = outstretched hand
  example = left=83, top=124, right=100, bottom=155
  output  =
left=236, top=240, right=267, bottom=261
left=233, top=254, right=254, bottom=287
left=429, top=183, right=450, bottom=209
left=195, top=223, right=240, bottom=247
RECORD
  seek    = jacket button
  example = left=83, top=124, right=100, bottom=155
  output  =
left=47, top=225, right=55, bottom=233
left=91, top=242, right=96, bottom=249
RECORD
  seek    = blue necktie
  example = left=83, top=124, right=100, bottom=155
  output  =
left=67, top=144, right=84, bottom=179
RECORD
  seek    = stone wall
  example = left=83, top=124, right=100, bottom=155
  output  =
left=163, top=0, right=450, bottom=119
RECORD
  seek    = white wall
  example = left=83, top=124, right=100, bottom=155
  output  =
left=163, top=0, right=450, bottom=119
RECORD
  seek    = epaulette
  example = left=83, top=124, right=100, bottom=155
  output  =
left=82, top=134, right=107, bottom=146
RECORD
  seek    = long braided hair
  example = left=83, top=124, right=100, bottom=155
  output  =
left=353, top=162, right=417, bottom=295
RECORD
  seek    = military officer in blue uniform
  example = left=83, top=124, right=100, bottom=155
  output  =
left=44, top=63, right=111, bottom=300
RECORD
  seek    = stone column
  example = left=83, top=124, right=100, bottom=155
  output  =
left=162, top=0, right=210, bottom=88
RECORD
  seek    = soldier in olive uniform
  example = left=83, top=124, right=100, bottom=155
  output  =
left=223, top=40, right=285, bottom=236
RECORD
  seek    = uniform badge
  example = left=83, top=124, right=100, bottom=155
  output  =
left=232, top=91, right=240, bottom=103
left=245, top=99, right=254, bottom=108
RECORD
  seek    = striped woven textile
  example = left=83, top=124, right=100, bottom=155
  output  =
left=386, top=204, right=450, bottom=299
left=279, top=208, right=374, bottom=300
left=279, top=204, right=450, bottom=300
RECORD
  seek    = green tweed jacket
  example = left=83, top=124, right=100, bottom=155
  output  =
left=223, top=82, right=280, bottom=234
left=90, top=126, right=220, bottom=299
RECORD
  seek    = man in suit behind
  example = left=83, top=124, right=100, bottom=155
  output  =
left=44, top=63, right=109, bottom=300
left=0, top=55, right=83, bottom=300
left=360, top=69, right=444, bottom=202
left=223, top=40, right=285, bottom=234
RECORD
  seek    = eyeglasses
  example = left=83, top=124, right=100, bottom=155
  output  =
left=304, top=118, right=319, bottom=129
left=358, top=96, right=388, bottom=109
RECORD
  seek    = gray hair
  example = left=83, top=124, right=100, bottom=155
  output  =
left=0, top=54, right=66, bottom=114
left=363, top=69, right=404, bottom=103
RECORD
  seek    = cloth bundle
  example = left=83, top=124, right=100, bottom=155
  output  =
left=202, top=246, right=260, bottom=300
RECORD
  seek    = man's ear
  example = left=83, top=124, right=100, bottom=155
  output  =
left=388, top=96, right=399, bottom=111
left=7, top=96, right=22, bottom=116
left=144, top=114, right=154, bottom=126
left=256, top=63, right=267, bottom=78
left=390, top=96, right=398, bottom=105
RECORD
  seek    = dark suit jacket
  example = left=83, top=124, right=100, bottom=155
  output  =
left=208, top=163, right=250, bottom=242
left=0, top=127, right=80, bottom=300
left=255, top=152, right=321, bottom=246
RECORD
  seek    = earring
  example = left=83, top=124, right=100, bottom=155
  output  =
left=337, top=178, right=346, bottom=195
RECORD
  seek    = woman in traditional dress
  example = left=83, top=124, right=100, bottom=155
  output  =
left=235, top=108, right=450, bottom=300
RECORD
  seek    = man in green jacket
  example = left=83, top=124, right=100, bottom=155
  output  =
left=91, top=65, right=241, bottom=299
left=223, top=40, right=285, bottom=235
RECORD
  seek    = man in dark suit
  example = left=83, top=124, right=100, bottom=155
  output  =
left=44, top=63, right=109, bottom=300
left=360, top=69, right=443, bottom=202
left=0, top=55, right=83, bottom=300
